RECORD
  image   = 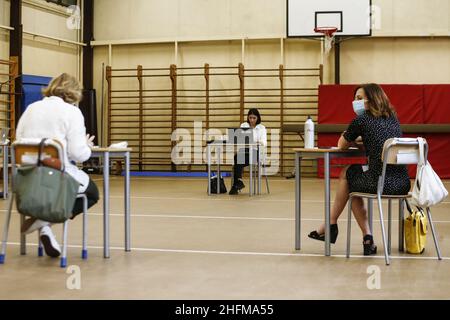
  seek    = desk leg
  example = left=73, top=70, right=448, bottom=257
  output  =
left=124, top=152, right=131, bottom=252
left=253, top=163, right=256, bottom=195
left=368, top=199, right=374, bottom=234
left=103, top=152, right=110, bottom=258
left=398, top=199, right=404, bottom=252
left=295, top=153, right=301, bottom=250
left=258, top=147, right=262, bottom=195
left=207, top=145, right=211, bottom=195
left=324, top=153, right=331, bottom=256
left=217, top=146, right=221, bottom=194
left=249, top=147, right=253, bottom=197
left=3, top=146, right=8, bottom=199
left=20, top=215, right=26, bottom=255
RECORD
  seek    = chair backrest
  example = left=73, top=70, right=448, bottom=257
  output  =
left=376, top=137, right=428, bottom=195
left=381, top=137, right=427, bottom=166
left=12, top=139, right=64, bottom=168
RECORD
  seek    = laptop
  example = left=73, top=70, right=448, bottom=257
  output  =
left=227, top=127, right=254, bottom=145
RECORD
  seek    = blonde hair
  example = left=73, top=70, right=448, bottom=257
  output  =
left=42, top=73, right=82, bottom=104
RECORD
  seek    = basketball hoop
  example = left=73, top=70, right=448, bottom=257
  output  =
left=314, top=27, right=338, bottom=55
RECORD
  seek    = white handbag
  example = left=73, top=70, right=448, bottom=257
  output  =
left=411, top=138, right=448, bottom=207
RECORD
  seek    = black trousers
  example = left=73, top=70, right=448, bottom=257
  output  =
left=232, top=148, right=258, bottom=186
left=72, top=178, right=99, bottom=218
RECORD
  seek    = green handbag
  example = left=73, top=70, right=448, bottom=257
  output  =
left=13, top=139, right=80, bottom=223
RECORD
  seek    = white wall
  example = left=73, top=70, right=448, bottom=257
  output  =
left=0, top=0, right=10, bottom=61
left=374, top=0, right=449, bottom=36
left=22, top=0, right=80, bottom=78
left=94, top=0, right=450, bottom=41
left=1, top=0, right=80, bottom=78
left=94, top=0, right=286, bottom=42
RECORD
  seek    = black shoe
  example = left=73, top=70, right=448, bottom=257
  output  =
left=229, top=186, right=239, bottom=195
left=235, top=179, right=245, bottom=190
left=363, top=235, right=377, bottom=255
left=308, top=224, right=338, bottom=244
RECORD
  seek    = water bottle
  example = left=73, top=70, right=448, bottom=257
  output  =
left=304, top=116, right=315, bottom=149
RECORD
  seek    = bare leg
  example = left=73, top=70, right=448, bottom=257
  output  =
left=316, top=166, right=350, bottom=234
left=351, top=196, right=371, bottom=236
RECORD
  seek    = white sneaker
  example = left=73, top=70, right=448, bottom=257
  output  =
left=40, top=226, right=61, bottom=258
left=21, top=218, right=51, bottom=235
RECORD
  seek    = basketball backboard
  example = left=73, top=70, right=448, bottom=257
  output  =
left=287, top=0, right=372, bottom=37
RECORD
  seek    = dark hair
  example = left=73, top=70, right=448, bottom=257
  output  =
left=354, top=83, right=396, bottom=118
left=247, top=108, right=262, bottom=125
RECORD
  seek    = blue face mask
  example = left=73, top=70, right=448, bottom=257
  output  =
left=352, top=99, right=366, bottom=116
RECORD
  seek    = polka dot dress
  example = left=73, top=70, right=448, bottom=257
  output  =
left=343, top=112, right=411, bottom=195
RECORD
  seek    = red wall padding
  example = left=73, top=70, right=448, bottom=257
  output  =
left=317, top=84, right=450, bottom=179
left=424, top=85, right=450, bottom=123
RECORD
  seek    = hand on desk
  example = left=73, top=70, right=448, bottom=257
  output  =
left=349, top=139, right=365, bottom=151
left=86, top=134, right=95, bottom=148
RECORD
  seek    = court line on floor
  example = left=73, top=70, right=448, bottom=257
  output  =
left=109, top=195, right=311, bottom=203
left=108, top=195, right=450, bottom=205
left=1, top=209, right=450, bottom=223
left=87, top=212, right=450, bottom=224
left=104, top=177, right=321, bottom=182
left=5, top=242, right=449, bottom=261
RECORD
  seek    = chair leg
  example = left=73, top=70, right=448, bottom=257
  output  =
left=0, top=193, right=14, bottom=264
left=38, top=230, right=43, bottom=257
left=388, top=199, right=392, bottom=255
left=253, top=165, right=257, bottom=195
left=60, top=221, right=69, bottom=268
left=426, top=208, right=442, bottom=260
left=346, top=197, right=353, bottom=258
left=265, top=174, right=270, bottom=194
left=20, top=215, right=26, bottom=255
left=82, top=195, right=88, bottom=260
left=368, top=199, right=373, bottom=234
left=377, top=195, right=390, bottom=265
left=398, top=199, right=405, bottom=252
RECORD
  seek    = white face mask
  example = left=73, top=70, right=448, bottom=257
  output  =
left=352, top=99, right=366, bottom=116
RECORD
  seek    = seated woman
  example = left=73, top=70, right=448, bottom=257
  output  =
left=17, top=73, right=99, bottom=258
left=229, top=108, right=267, bottom=195
left=308, top=83, right=410, bottom=255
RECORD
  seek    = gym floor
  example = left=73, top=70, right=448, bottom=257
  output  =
left=0, top=176, right=449, bottom=299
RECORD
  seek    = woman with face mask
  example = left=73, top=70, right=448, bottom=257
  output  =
left=308, top=83, right=410, bottom=255
left=229, top=108, right=267, bottom=195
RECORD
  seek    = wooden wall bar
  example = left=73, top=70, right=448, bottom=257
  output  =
left=106, top=63, right=322, bottom=176
left=0, top=58, right=18, bottom=140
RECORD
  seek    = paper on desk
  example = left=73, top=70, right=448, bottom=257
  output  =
left=109, top=141, right=128, bottom=149
left=394, top=138, right=418, bottom=142
left=397, top=153, right=419, bottom=164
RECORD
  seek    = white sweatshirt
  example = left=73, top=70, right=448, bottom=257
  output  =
left=240, top=122, right=267, bottom=147
left=16, top=96, right=92, bottom=192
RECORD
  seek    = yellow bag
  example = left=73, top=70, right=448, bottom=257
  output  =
left=404, top=201, right=427, bottom=254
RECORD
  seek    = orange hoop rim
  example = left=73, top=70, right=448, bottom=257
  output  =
left=314, top=27, right=338, bottom=37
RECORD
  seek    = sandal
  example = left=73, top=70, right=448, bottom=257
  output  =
left=363, top=235, right=377, bottom=255
left=308, top=224, right=338, bottom=244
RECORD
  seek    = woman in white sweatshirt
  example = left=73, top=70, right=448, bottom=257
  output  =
left=229, top=108, right=267, bottom=195
left=16, top=73, right=99, bottom=258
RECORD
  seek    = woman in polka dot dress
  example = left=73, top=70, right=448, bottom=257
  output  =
left=308, top=83, right=410, bottom=255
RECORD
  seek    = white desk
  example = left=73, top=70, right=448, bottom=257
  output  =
left=90, top=147, right=132, bottom=258
left=293, top=147, right=366, bottom=256
left=207, top=142, right=261, bottom=196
